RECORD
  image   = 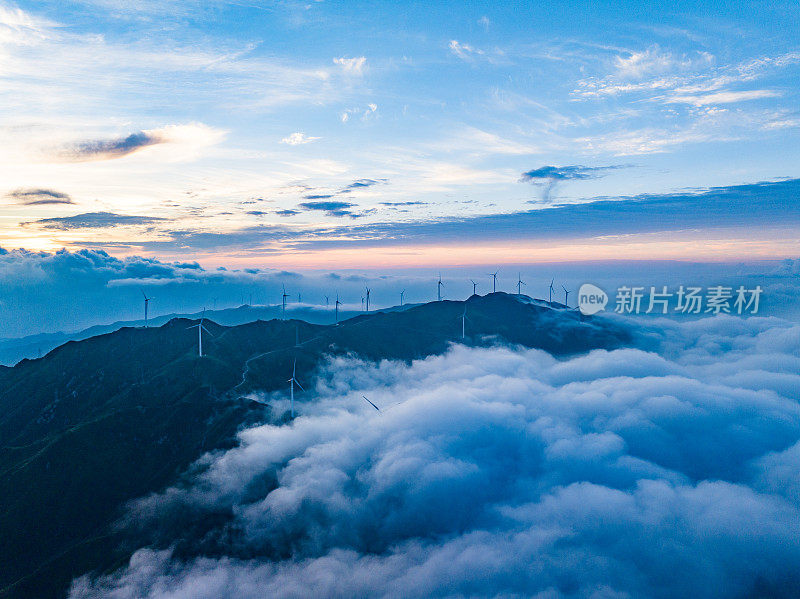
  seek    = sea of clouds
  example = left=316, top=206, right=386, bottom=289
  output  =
left=70, top=314, right=800, bottom=598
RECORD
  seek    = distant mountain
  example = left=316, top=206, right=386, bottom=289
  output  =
left=0, top=293, right=631, bottom=599
left=0, top=304, right=380, bottom=366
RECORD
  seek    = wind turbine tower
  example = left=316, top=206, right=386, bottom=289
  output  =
left=141, top=290, right=152, bottom=328
left=488, top=271, right=498, bottom=293
left=562, top=284, right=570, bottom=308
left=517, top=273, right=526, bottom=296
left=437, top=274, right=444, bottom=301
left=287, top=358, right=304, bottom=418
left=549, top=279, right=555, bottom=304
left=470, top=279, right=477, bottom=295
left=281, top=285, right=289, bottom=320
left=400, top=289, right=405, bottom=306
left=335, top=293, right=341, bottom=324
left=459, top=306, right=470, bottom=339
left=187, top=309, right=212, bottom=357
left=365, top=286, right=371, bottom=312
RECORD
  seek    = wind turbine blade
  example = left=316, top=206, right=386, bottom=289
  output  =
left=362, top=395, right=380, bottom=411
left=294, top=380, right=305, bottom=391
left=201, top=325, right=213, bottom=335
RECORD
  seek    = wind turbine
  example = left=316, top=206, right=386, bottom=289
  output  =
left=362, top=395, right=380, bottom=412
left=562, top=284, right=570, bottom=308
left=361, top=296, right=365, bottom=311
left=298, top=293, right=301, bottom=303
left=324, top=295, right=330, bottom=307
left=470, top=279, right=478, bottom=295
left=488, top=271, right=498, bottom=293
left=187, top=309, right=212, bottom=357
left=281, top=285, right=289, bottom=320
left=287, top=358, right=304, bottom=418
left=365, top=286, right=371, bottom=312
left=517, top=273, right=526, bottom=296
left=458, top=305, right=471, bottom=339
left=437, top=273, right=444, bottom=301
left=335, top=293, right=341, bottom=324
left=141, top=290, right=152, bottom=328
left=549, top=279, right=555, bottom=304
left=400, top=289, right=405, bottom=306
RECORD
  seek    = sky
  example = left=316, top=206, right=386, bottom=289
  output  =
left=1, top=0, right=799, bottom=269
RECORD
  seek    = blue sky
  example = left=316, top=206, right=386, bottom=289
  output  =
left=1, top=0, right=799, bottom=268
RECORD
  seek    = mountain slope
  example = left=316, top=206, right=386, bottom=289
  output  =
left=0, top=293, right=631, bottom=599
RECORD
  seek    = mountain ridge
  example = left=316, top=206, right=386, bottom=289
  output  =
left=0, top=303, right=385, bottom=367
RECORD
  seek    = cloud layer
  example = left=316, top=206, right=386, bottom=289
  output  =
left=520, top=165, right=627, bottom=202
left=0, top=247, right=302, bottom=337
left=4, top=188, right=74, bottom=205
left=24, top=211, right=165, bottom=230
left=70, top=315, right=800, bottom=598
left=520, top=165, right=623, bottom=182
left=54, top=124, right=225, bottom=162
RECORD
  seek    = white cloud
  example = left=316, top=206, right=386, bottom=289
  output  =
left=333, top=56, right=366, bottom=75
left=69, top=316, right=800, bottom=598
left=577, top=127, right=720, bottom=155
left=612, top=46, right=697, bottom=79
left=575, top=50, right=795, bottom=102
left=280, top=132, right=319, bottom=145
left=572, top=103, right=794, bottom=155
left=0, top=4, right=56, bottom=44
left=667, top=89, right=781, bottom=106
left=436, top=127, right=540, bottom=156
left=448, top=39, right=484, bottom=60
left=340, top=103, right=377, bottom=123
